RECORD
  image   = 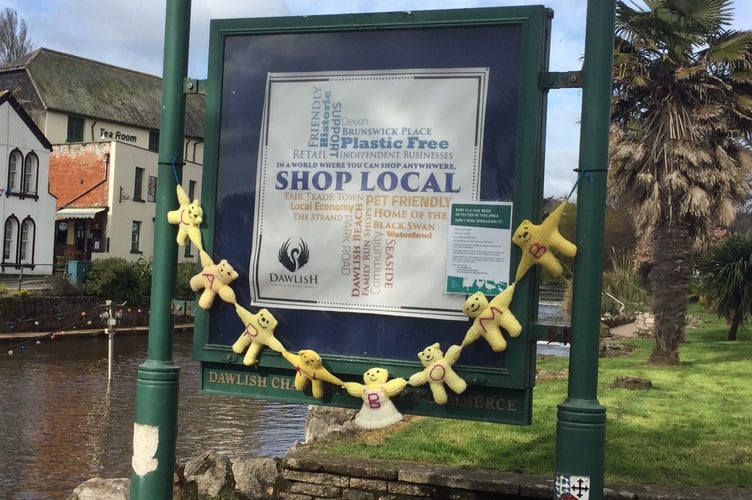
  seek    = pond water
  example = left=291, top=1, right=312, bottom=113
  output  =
left=536, top=301, right=572, bottom=356
left=0, top=331, right=307, bottom=499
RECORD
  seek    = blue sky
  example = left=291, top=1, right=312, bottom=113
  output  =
left=9, top=0, right=752, bottom=197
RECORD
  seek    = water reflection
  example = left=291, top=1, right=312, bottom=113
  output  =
left=537, top=301, right=571, bottom=326
left=0, top=332, right=307, bottom=499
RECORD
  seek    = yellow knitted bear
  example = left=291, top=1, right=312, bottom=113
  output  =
left=166, top=184, right=204, bottom=252
left=408, top=343, right=466, bottom=405
left=343, top=368, right=408, bottom=429
left=231, top=304, right=282, bottom=366
left=281, top=349, right=343, bottom=399
left=512, top=200, right=577, bottom=282
left=190, top=250, right=238, bottom=310
left=461, top=283, right=521, bottom=352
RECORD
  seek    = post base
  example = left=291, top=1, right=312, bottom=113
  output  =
left=554, top=398, right=606, bottom=499
left=130, top=361, right=180, bottom=499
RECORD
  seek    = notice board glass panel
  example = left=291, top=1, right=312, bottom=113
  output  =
left=195, top=7, right=551, bottom=424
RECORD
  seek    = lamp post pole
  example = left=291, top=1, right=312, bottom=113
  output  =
left=554, top=0, right=615, bottom=499
left=129, top=0, right=191, bottom=498
left=105, top=299, right=115, bottom=384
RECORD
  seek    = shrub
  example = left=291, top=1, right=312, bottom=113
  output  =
left=49, top=274, right=81, bottom=296
left=696, top=232, right=752, bottom=340
left=601, top=247, right=648, bottom=316
left=175, top=261, right=198, bottom=300
left=132, top=256, right=153, bottom=293
left=84, top=257, right=149, bottom=305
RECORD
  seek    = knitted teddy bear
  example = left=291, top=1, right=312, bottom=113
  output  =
left=343, top=367, right=408, bottom=429
left=461, top=283, right=522, bottom=352
left=166, top=184, right=204, bottom=252
left=408, top=343, right=466, bottom=405
left=231, top=304, right=282, bottom=366
left=281, top=349, right=343, bottom=399
left=190, top=250, right=238, bottom=309
left=512, top=200, right=577, bottom=282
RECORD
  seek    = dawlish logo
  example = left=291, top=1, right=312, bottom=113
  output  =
left=270, top=237, right=318, bottom=286
left=278, top=237, right=310, bottom=272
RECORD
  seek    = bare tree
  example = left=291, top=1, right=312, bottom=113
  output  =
left=0, top=8, right=34, bottom=66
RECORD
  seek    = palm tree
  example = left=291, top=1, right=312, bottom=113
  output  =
left=608, top=0, right=752, bottom=365
left=696, top=232, right=752, bottom=341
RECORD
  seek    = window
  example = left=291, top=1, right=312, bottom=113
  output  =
left=148, top=131, right=159, bottom=152
left=22, top=153, right=38, bottom=195
left=147, top=176, right=157, bottom=202
left=131, top=221, right=141, bottom=253
left=7, top=149, right=21, bottom=193
left=67, top=115, right=84, bottom=142
left=3, top=217, right=18, bottom=262
left=133, top=167, right=144, bottom=201
left=19, top=218, right=34, bottom=263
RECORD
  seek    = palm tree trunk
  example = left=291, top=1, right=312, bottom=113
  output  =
left=648, top=221, right=693, bottom=366
left=728, top=310, right=741, bottom=341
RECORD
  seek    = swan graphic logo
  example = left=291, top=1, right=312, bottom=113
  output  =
left=270, top=237, right=318, bottom=286
left=278, top=237, right=310, bottom=272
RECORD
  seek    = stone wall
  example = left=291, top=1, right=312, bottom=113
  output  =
left=70, top=449, right=555, bottom=500
left=633, top=312, right=655, bottom=337
left=0, top=295, right=101, bottom=332
left=632, top=312, right=703, bottom=338
left=279, top=447, right=553, bottom=499
left=69, top=448, right=749, bottom=500
left=0, top=295, right=151, bottom=333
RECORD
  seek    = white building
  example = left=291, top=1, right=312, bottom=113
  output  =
left=0, top=48, right=205, bottom=266
left=0, top=91, right=56, bottom=276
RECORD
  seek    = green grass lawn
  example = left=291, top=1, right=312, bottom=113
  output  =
left=315, top=304, right=752, bottom=488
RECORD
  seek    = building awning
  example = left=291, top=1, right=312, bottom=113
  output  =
left=55, top=207, right=106, bottom=220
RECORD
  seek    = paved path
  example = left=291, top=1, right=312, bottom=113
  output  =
left=610, top=322, right=637, bottom=338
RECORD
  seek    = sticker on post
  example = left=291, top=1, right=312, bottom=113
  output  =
left=132, top=423, right=159, bottom=476
left=554, top=473, right=590, bottom=500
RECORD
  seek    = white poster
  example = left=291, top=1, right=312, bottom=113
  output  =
left=250, top=68, right=489, bottom=319
left=445, top=202, right=513, bottom=295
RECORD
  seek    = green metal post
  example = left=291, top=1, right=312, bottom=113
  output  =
left=130, top=0, right=191, bottom=498
left=554, top=1, right=615, bottom=499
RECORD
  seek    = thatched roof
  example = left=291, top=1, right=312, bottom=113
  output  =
left=1, top=48, right=204, bottom=138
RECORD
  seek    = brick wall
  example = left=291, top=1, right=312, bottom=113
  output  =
left=50, top=142, right=110, bottom=208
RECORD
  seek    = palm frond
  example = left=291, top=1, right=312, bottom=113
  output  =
left=666, top=0, right=733, bottom=33
left=705, top=30, right=752, bottom=63
left=680, top=185, right=711, bottom=217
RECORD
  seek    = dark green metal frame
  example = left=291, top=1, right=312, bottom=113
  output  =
left=194, top=6, right=553, bottom=425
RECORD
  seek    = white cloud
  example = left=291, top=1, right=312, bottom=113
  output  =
left=8, top=0, right=752, bottom=196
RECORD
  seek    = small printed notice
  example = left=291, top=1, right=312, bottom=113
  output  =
left=445, top=202, right=513, bottom=295
left=250, top=68, right=490, bottom=319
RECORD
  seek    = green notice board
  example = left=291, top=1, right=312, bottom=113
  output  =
left=195, top=6, right=552, bottom=425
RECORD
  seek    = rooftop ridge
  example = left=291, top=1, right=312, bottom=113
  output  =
left=1, top=47, right=162, bottom=80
